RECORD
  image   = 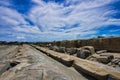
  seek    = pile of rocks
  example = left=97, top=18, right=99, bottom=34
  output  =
left=111, top=58, right=120, bottom=67
left=87, top=50, right=120, bottom=68
left=48, top=46, right=95, bottom=59
left=66, top=48, right=77, bottom=55
left=47, top=45, right=120, bottom=68
left=49, top=46, right=66, bottom=53
left=77, top=46, right=95, bottom=59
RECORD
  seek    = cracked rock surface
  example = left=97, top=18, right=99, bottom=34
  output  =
left=0, top=44, right=88, bottom=80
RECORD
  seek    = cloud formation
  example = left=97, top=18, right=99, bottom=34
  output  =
left=0, top=0, right=120, bottom=41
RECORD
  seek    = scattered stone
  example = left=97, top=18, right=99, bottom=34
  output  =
left=97, top=56, right=111, bottom=64
left=96, top=50, right=107, bottom=54
left=52, top=46, right=59, bottom=51
left=49, top=46, right=54, bottom=50
left=111, top=59, right=120, bottom=65
left=76, top=46, right=95, bottom=59
left=118, top=62, right=120, bottom=66
left=66, top=48, right=77, bottom=55
left=53, top=75, right=68, bottom=80
left=82, top=46, right=95, bottom=54
left=108, top=55, right=114, bottom=60
left=57, top=47, right=66, bottom=53
left=77, top=49, right=91, bottom=59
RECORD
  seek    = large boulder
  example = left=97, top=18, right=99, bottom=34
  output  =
left=96, top=55, right=114, bottom=64
left=80, top=49, right=91, bottom=59
left=49, top=46, right=59, bottom=51
left=96, top=50, right=107, bottom=54
left=77, top=49, right=91, bottom=59
left=111, top=58, right=120, bottom=65
left=76, top=46, right=95, bottom=59
left=49, top=46, right=54, bottom=50
left=66, top=48, right=77, bottom=55
left=97, top=56, right=111, bottom=64
left=82, top=46, right=95, bottom=54
left=49, top=46, right=66, bottom=53
left=57, top=47, right=66, bottom=53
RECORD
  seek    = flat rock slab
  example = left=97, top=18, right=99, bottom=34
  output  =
left=0, top=45, right=87, bottom=80
left=33, top=45, right=120, bottom=80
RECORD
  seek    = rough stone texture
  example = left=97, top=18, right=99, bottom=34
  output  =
left=57, top=47, right=66, bottom=53
left=96, top=50, right=107, bottom=54
left=66, top=48, right=77, bottom=55
left=34, top=45, right=120, bottom=80
left=76, top=46, right=95, bottom=59
left=77, top=49, right=91, bottom=59
left=81, top=46, right=95, bottom=55
left=0, top=45, right=87, bottom=80
left=88, top=54, right=114, bottom=64
left=49, top=37, right=120, bottom=52
left=97, top=56, right=111, bottom=64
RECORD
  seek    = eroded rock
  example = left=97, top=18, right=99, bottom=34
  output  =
left=77, top=49, right=91, bottom=59
left=66, top=48, right=77, bottom=55
left=96, top=50, right=107, bottom=54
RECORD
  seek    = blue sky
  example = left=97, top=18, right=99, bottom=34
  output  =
left=0, top=0, right=120, bottom=42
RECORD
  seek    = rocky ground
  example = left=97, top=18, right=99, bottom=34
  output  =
left=0, top=44, right=120, bottom=80
left=47, top=45, right=120, bottom=71
left=0, top=44, right=93, bottom=80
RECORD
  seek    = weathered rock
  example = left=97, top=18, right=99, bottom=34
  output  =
left=49, top=46, right=54, bottom=50
left=118, top=62, right=120, bottom=66
left=96, top=50, right=107, bottom=54
left=82, top=46, right=95, bottom=54
left=50, top=46, right=66, bottom=53
left=111, top=59, right=120, bottom=65
left=57, top=47, right=66, bottom=53
left=97, top=56, right=111, bottom=64
left=77, top=49, right=91, bottom=59
left=96, top=54, right=114, bottom=64
left=81, top=50, right=91, bottom=59
left=33, top=45, right=120, bottom=80
left=0, top=45, right=87, bottom=80
left=76, top=48, right=81, bottom=57
left=107, top=55, right=114, bottom=60
left=66, top=48, right=77, bottom=55
left=72, top=56, right=120, bottom=80
left=53, top=46, right=59, bottom=51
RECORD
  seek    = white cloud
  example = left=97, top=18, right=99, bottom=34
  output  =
left=110, top=29, right=120, bottom=32
left=13, top=25, right=41, bottom=34
left=0, top=0, right=120, bottom=41
left=0, top=0, right=11, bottom=6
left=29, top=0, right=120, bottom=39
left=0, top=6, right=28, bottom=28
left=0, top=6, right=42, bottom=35
left=16, top=36, right=25, bottom=40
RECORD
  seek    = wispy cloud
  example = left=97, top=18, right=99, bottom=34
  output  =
left=0, top=0, right=120, bottom=41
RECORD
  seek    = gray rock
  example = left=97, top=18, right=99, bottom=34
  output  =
left=112, top=59, right=120, bottom=65
left=96, top=50, right=107, bottom=54
left=97, top=56, right=110, bottom=64
left=82, top=46, right=95, bottom=54
left=57, top=47, right=66, bottom=53
left=53, top=76, right=69, bottom=80
left=118, top=62, right=120, bottom=66
left=66, top=48, right=77, bottom=55
left=77, top=49, right=91, bottom=59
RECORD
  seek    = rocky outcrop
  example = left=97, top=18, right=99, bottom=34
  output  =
left=66, top=48, right=77, bottom=55
left=76, top=46, right=95, bottom=59
left=77, top=49, right=91, bottom=59
left=46, top=37, right=120, bottom=52
left=0, top=45, right=87, bottom=80
left=96, top=50, right=107, bottom=54
left=82, top=46, right=95, bottom=54
left=33, top=45, right=120, bottom=80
